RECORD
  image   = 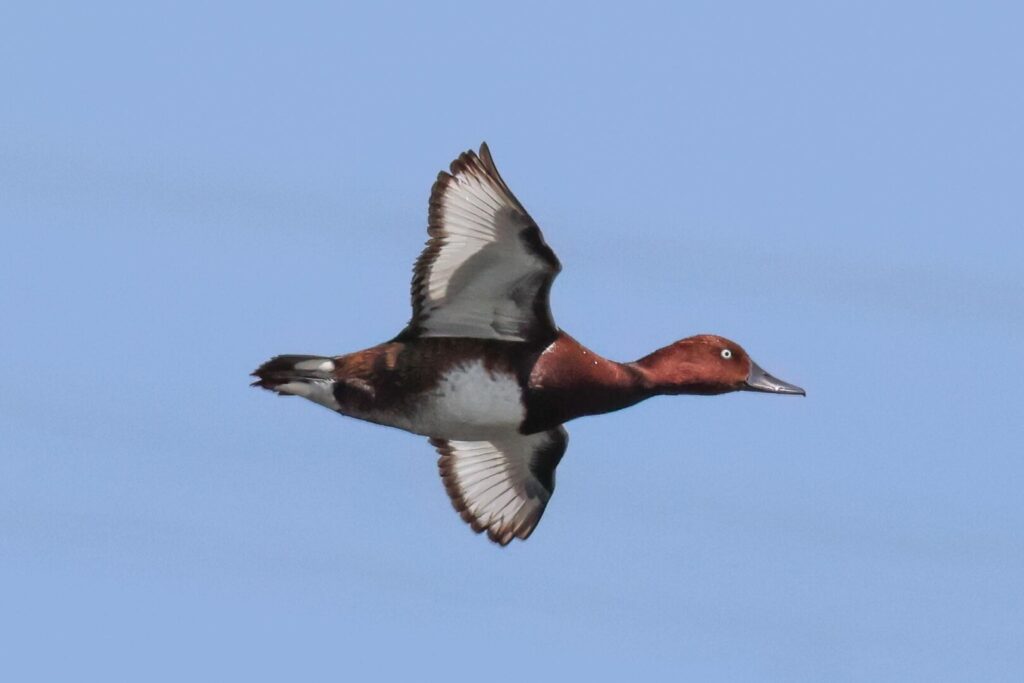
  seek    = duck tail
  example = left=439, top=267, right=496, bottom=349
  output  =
left=250, top=355, right=339, bottom=404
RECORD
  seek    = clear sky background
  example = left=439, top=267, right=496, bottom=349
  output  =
left=2, top=2, right=1022, bottom=681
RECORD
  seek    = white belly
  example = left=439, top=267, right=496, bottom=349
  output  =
left=390, top=361, right=525, bottom=439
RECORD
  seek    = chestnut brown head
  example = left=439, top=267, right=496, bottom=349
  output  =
left=636, top=334, right=805, bottom=396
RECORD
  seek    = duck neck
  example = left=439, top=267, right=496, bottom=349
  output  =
left=631, top=343, right=727, bottom=396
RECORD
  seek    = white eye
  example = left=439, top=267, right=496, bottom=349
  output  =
left=720, top=349, right=733, bottom=359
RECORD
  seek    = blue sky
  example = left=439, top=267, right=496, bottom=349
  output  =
left=2, top=2, right=1022, bottom=680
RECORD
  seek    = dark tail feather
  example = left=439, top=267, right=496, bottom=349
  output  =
left=251, top=355, right=336, bottom=394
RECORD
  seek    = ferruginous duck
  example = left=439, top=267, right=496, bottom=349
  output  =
left=253, top=144, right=804, bottom=546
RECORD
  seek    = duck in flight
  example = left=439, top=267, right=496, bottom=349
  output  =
left=253, top=143, right=804, bottom=546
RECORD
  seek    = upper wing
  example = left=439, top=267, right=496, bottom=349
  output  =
left=399, top=143, right=561, bottom=343
left=431, top=426, right=568, bottom=546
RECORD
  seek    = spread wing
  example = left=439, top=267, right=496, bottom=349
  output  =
left=431, top=426, right=568, bottom=546
left=398, top=143, right=561, bottom=343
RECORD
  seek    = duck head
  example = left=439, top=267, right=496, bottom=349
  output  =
left=635, top=334, right=805, bottom=397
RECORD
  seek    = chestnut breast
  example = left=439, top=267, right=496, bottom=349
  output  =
left=522, top=333, right=647, bottom=433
